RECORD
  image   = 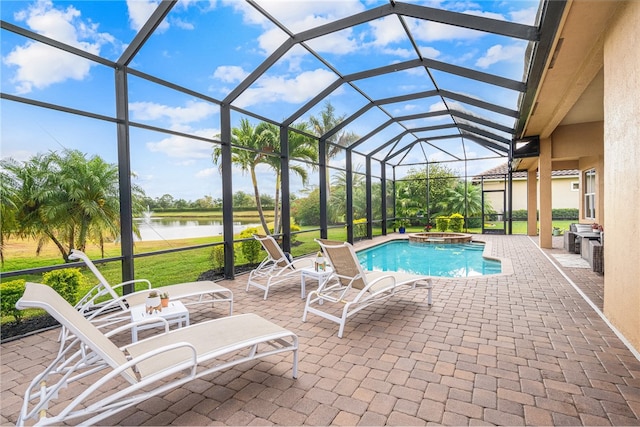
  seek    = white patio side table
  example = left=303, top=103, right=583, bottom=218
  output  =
left=130, top=300, right=190, bottom=342
left=299, top=266, right=334, bottom=299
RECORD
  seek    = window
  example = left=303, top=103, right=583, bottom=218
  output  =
left=571, top=181, right=579, bottom=191
left=584, top=169, right=596, bottom=219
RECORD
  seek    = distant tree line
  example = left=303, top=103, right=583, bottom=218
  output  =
left=141, top=191, right=276, bottom=211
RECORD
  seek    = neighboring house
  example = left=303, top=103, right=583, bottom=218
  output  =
left=475, top=163, right=579, bottom=213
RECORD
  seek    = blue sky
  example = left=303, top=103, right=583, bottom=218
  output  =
left=1, top=0, right=540, bottom=202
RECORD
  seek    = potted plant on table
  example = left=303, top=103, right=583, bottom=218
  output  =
left=160, top=292, right=170, bottom=307
left=145, top=291, right=162, bottom=314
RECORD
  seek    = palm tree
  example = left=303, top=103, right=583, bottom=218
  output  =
left=438, top=180, right=486, bottom=219
left=308, top=101, right=358, bottom=198
left=262, top=122, right=318, bottom=234
left=52, top=150, right=136, bottom=257
left=0, top=165, right=19, bottom=265
left=213, top=118, right=274, bottom=234
left=0, top=150, right=133, bottom=262
left=328, top=168, right=366, bottom=223
left=0, top=153, right=67, bottom=259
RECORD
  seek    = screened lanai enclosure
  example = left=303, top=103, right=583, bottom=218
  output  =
left=1, top=0, right=565, bottom=283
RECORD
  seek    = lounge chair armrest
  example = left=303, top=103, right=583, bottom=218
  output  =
left=111, top=279, right=152, bottom=292
left=125, top=341, right=197, bottom=369
left=83, top=296, right=132, bottom=320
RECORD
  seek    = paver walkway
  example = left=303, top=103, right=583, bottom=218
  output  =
left=1, top=234, right=639, bottom=425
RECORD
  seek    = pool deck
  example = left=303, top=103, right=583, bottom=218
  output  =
left=2, top=234, right=639, bottom=425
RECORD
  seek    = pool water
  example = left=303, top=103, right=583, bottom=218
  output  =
left=357, top=240, right=501, bottom=277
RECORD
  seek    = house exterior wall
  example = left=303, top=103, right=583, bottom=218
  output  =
left=551, top=122, right=605, bottom=225
left=603, top=0, right=640, bottom=354
left=482, top=176, right=578, bottom=213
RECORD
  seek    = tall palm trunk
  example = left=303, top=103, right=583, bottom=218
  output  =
left=251, top=167, right=270, bottom=234
left=273, top=170, right=282, bottom=234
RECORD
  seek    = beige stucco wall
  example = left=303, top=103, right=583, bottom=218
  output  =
left=551, top=122, right=605, bottom=225
left=483, top=177, right=578, bottom=213
left=552, top=122, right=604, bottom=159
left=603, top=0, right=640, bottom=353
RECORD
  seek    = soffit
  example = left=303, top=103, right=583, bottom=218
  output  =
left=521, top=0, right=619, bottom=138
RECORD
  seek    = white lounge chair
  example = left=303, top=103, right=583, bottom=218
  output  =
left=69, top=249, right=233, bottom=324
left=302, top=239, right=434, bottom=338
left=15, top=282, right=298, bottom=426
left=246, top=234, right=314, bottom=299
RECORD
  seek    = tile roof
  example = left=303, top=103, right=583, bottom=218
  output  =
left=476, top=163, right=579, bottom=179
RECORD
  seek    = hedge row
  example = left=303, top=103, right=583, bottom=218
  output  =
left=511, top=208, right=578, bottom=220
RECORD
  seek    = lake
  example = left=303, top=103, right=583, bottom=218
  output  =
left=134, top=217, right=260, bottom=241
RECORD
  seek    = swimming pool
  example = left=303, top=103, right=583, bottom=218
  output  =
left=357, top=240, right=501, bottom=277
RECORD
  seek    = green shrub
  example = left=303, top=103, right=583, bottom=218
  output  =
left=435, top=216, right=449, bottom=232
left=449, top=213, right=464, bottom=232
left=511, top=209, right=528, bottom=220
left=290, top=223, right=301, bottom=244
left=509, top=209, right=578, bottom=221
left=466, top=216, right=482, bottom=228
left=239, top=227, right=262, bottom=264
left=552, top=208, right=578, bottom=220
left=209, top=244, right=225, bottom=272
left=0, top=279, right=26, bottom=323
left=42, top=268, right=86, bottom=305
left=353, top=218, right=367, bottom=238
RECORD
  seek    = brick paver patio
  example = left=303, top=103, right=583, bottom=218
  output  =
left=1, top=234, right=639, bottom=425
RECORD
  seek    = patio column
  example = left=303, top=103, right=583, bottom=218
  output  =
left=539, top=137, right=553, bottom=248
left=527, top=169, right=537, bottom=236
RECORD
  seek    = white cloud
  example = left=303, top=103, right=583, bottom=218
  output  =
left=368, top=16, right=406, bottom=46
left=475, top=44, right=525, bottom=69
left=255, top=26, right=290, bottom=55
left=126, top=0, right=169, bottom=33
left=135, top=100, right=219, bottom=160
left=146, top=130, right=216, bottom=159
left=510, top=6, right=538, bottom=25
left=3, top=0, right=116, bottom=94
left=428, top=100, right=476, bottom=117
left=171, top=18, right=195, bottom=30
left=234, top=68, right=338, bottom=108
left=409, top=20, right=484, bottom=42
left=304, top=28, right=359, bottom=55
left=4, top=44, right=93, bottom=94
left=418, top=45, right=441, bottom=59
left=129, top=100, right=217, bottom=126
left=380, top=47, right=414, bottom=59
left=213, top=66, right=250, bottom=84
left=243, top=0, right=365, bottom=30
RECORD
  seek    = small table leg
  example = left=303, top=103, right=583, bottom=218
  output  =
left=301, top=273, right=307, bottom=299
